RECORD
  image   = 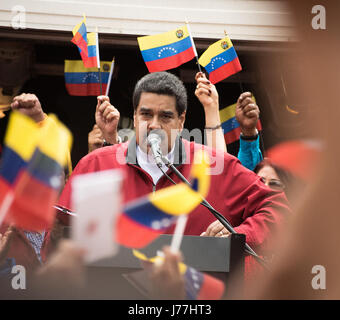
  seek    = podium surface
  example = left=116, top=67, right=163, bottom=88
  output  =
left=83, top=233, right=245, bottom=299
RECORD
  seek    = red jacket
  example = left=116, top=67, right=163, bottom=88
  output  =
left=57, top=137, right=290, bottom=255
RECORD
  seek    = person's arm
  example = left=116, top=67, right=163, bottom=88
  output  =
left=10, top=93, right=47, bottom=123
left=194, top=72, right=227, bottom=153
left=201, top=156, right=291, bottom=254
left=95, top=95, right=120, bottom=145
left=88, top=124, right=104, bottom=153
left=235, top=92, right=263, bottom=170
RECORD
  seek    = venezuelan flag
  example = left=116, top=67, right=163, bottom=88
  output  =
left=6, top=115, right=73, bottom=231
left=138, top=25, right=196, bottom=73
left=0, top=112, right=40, bottom=188
left=116, top=150, right=210, bottom=248
left=85, top=32, right=99, bottom=68
left=133, top=250, right=225, bottom=300
left=199, top=36, right=242, bottom=84
left=0, top=112, right=40, bottom=223
left=71, top=16, right=89, bottom=65
left=64, top=60, right=113, bottom=96
left=219, top=97, right=262, bottom=145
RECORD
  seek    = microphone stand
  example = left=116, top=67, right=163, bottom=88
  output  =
left=159, top=154, right=270, bottom=271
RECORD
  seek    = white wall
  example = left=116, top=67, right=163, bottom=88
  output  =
left=0, top=0, right=296, bottom=41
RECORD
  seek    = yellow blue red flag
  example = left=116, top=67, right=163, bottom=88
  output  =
left=219, top=96, right=262, bottom=145
left=64, top=60, right=113, bottom=96
left=137, top=25, right=196, bottom=73
left=198, top=36, right=242, bottom=84
left=71, top=16, right=99, bottom=68
left=4, top=115, right=73, bottom=231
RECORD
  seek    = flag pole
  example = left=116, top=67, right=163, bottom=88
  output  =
left=95, top=27, right=103, bottom=96
left=185, top=19, right=202, bottom=73
left=154, top=214, right=188, bottom=266
left=105, top=57, right=115, bottom=96
left=224, top=29, right=244, bottom=93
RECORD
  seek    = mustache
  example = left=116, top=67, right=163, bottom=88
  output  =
left=143, top=129, right=167, bottom=141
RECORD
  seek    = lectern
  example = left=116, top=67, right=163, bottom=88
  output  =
left=82, top=233, right=245, bottom=299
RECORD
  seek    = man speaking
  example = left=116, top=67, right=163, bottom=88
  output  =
left=58, top=72, right=290, bottom=258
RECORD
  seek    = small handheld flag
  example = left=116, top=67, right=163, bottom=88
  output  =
left=71, top=15, right=90, bottom=67
left=0, top=112, right=40, bottom=225
left=137, top=25, right=196, bottom=73
left=198, top=35, right=242, bottom=84
left=64, top=60, right=113, bottom=96
left=84, top=32, right=98, bottom=69
left=4, top=115, right=72, bottom=231
left=219, top=96, right=262, bottom=145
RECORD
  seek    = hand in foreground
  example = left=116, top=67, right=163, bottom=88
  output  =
left=149, top=246, right=185, bottom=300
left=0, top=226, right=15, bottom=264
left=36, top=240, right=86, bottom=289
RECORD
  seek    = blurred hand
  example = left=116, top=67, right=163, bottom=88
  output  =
left=0, top=226, right=14, bottom=264
left=194, top=72, right=219, bottom=112
left=11, top=93, right=46, bottom=123
left=37, top=240, right=86, bottom=288
left=95, top=96, right=120, bottom=144
left=88, top=124, right=104, bottom=153
left=149, top=246, right=185, bottom=300
left=235, top=92, right=260, bottom=136
left=200, top=220, right=231, bottom=238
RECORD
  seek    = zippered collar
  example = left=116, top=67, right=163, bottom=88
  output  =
left=126, top=134, right=186, bottom=167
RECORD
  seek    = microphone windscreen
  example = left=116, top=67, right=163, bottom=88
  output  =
left=147, top=132, right=162, bottom=146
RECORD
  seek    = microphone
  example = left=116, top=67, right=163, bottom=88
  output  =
left=147, top=132, right=164, bottom=168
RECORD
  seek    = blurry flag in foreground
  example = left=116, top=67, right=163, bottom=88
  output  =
left=198, top=36, right=242, bottom=84
left=116, top=150, right=210, bottom=248
left=0, top=112, right=40, bottom=209
left=138, top=25, right=196, bottom=72
left=4, top=115, right=72, bottom=231
left=71, top=169, right=122, bottom=263
left=64, top=60, right=113, bottom=96
left=267, top=140, right=322, bottom=181
left=131, top=250, right=225, bottom=300
left=219, top=97, right=262, bottom=145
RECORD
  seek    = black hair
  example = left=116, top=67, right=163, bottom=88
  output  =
left=254, top=158, right=306, bottom=203
left=132, top=72, right=187, bottom=116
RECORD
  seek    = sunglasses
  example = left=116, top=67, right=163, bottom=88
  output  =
left=260, top=177, right=286, bottom=191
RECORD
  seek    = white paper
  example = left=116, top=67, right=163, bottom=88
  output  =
left=71, top=169, right=122, bottom=264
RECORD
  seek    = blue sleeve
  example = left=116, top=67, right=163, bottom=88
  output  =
left=237, top=135, right=263, bottom=171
